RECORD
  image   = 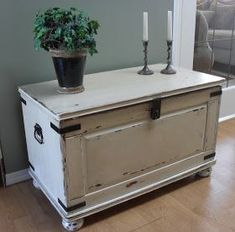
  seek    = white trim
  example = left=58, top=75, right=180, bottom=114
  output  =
left=219, top=114, right=235, bottom=123
left=173, top=0, right=197, bottom=69
left=219, top=86, right=235, bottom=122
left=6, top=168, right=31, bottom=186
left=172, top=0, right=183, bottom=67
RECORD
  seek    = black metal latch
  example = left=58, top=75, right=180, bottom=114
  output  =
left=150, top=98, right=161, bottom=120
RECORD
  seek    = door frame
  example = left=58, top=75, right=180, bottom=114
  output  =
left=172, top=0, right=197, bottom=69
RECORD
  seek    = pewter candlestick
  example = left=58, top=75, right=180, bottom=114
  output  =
left=138, top=41, right=154, bottom=75
left=161, top=40, right=176, bottom=75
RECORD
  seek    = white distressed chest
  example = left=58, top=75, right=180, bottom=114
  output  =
left=19, top=64, right=224, bottom=231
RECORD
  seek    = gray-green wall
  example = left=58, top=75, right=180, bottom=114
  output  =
left=0, top=0, right=173, bottom=174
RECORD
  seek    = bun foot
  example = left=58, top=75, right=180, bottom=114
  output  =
left=197, top=167, right=212, bottom=177
left=62, top=218, right=84, bottom=232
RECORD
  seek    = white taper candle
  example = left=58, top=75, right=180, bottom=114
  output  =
left=167, top=11, right=173, bottom=41
left=143, top=12, right=148, bottom=41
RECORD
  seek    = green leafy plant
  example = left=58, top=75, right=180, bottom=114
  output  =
left=33, top=7, right=100, bottom=55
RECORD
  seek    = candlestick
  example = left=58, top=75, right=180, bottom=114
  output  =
left=167, top=11, right=173, bottom=41
left=143, top=12, right=148, bottom=41
left=161, top=40, right=176, bottom=75
left=138, top=41, right=154, bottom=75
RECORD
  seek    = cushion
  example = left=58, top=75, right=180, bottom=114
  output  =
left=208, top=29, right=233, bottom=49
left=209, top=1, right=235, bottom=29
left=215, top=7, right=235, bottom=29
left=216, top=0, right=235, bottom=6
left=197, top=0, right=213, bottom=10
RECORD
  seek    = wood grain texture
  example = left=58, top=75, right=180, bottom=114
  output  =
left=0, top=119, right=234, bottom=231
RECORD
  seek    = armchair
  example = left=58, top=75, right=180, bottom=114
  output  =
left=193, top=10, right=214, bottom=73
left=199, top=0, right=235, bottom=66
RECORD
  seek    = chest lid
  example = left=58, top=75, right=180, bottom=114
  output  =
left=18, top=64, right=224, bottom=120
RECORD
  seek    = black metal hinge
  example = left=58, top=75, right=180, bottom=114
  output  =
left=204, top=153, right=216, bottom=160
left=151, top=98, right=161, bottom=120
left=20, top=97, right=27, bottom=105
left=210, top=90, right=222, bottom=97
left=58, top=199, right=86, bottom=212
left=50, top=123, right=81, bottom=134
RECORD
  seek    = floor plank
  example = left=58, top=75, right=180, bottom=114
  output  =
left=1, top=119, right=235, bottom=232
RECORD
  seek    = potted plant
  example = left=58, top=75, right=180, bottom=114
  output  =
left=33, top=7, right=100, bottom=93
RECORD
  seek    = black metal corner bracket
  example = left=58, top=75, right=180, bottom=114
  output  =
left=50, top=123, right=81, bottom=134
left=20, top=97, right=27, bottom=105
left=151, top=98, right=161, bottom=120
left=204, top=153, right=216, bottom=160
left=58, top=199, right=86, bottom=212
left=210, top=90, right=222, bottom=97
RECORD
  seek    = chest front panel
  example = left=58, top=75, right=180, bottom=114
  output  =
left=63, top=87, right=220, bottom=199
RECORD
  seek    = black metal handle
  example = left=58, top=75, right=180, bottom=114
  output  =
left=34, top=123, right=44, bottom=144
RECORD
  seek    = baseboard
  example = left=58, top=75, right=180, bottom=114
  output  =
left=219, top=86, right=235, bottom=121
left=219, top=113, right=235, bottom=123
left=6, top=168, right=31, bottom=186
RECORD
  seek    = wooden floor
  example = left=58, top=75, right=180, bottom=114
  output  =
left=1, top=120, right=235, bottom=232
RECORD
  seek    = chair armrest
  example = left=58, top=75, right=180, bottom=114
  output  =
left=195, top=10, right=210, bottom=43
left=200, top=10, right=215, bottom=27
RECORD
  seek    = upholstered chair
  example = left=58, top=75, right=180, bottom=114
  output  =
left=193, top=10, right=214, bottom=73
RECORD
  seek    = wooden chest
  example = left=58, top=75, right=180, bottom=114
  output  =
left=18, top=64, right=224, bottom=231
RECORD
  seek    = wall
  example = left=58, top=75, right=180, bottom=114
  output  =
left=0, top=0, right=173, bottom=174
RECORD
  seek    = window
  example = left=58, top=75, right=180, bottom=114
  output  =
left=194, top=0, right=235, bottom=87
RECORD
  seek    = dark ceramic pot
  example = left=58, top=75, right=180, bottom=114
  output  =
left=50, top=50, right=87, bottom=94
